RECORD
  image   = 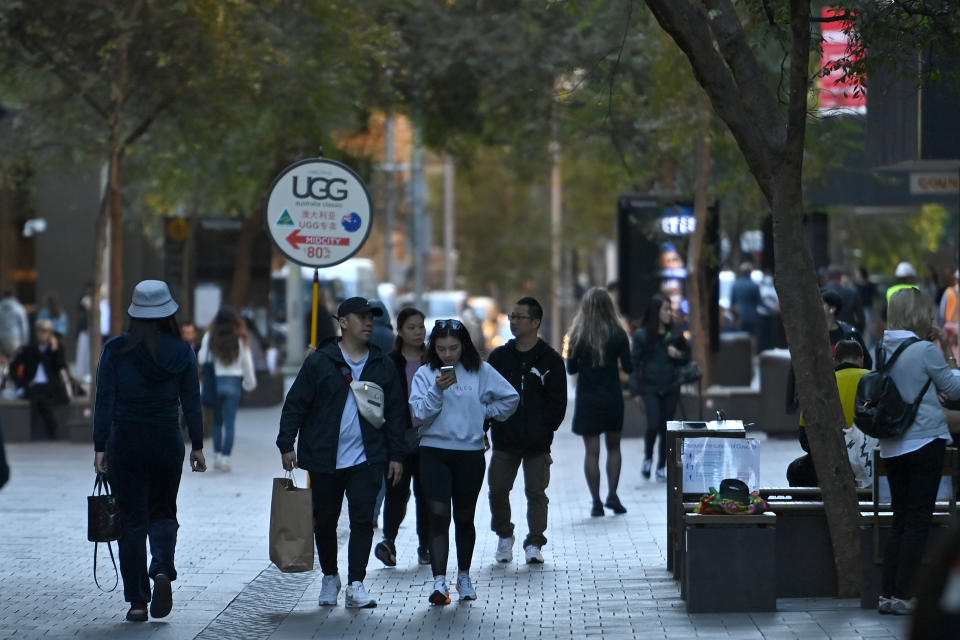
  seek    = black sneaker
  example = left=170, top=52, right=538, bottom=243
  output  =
left=605, top=495, right=627, bottom=514
left=590, top=501, right=604, bottom=517
left=374, top=539, right=397, bottom=567
left=417, top=546, right=431, bottom=565
left=149, top=574, right=172, bottom=618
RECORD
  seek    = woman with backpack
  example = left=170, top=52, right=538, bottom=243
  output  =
left=876, top=287, right=960, bottom=615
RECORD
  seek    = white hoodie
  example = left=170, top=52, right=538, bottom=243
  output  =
left=410, top=361, right=519, bottom=451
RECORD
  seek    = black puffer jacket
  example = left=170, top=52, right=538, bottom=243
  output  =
left=277, top=338, right=407, bottom=472
left=487, top=339, right=567, bottom=455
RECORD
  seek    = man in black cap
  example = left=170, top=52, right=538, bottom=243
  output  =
left=277, top=297, right=407, bottom=609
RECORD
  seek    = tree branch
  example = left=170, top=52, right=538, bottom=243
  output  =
left=121, top=85, right=183, bottom=150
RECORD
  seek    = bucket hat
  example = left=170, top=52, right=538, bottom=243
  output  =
left=128, top=280, right=179, bottom=319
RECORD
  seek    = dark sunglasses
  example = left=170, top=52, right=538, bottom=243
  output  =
left=434, top=319, right=463, bottom=330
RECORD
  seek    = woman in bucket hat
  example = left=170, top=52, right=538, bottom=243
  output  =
left=92, top=280, right=206, bottom=622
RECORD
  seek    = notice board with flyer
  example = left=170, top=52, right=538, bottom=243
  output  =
left=682, top=437, right=760, bottom=493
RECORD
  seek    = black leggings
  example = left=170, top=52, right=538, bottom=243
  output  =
left=643, top=391, right=679, bottom=468
left=419, top=446, right=486, bottom=577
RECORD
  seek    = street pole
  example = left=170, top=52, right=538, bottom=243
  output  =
left=384, top=113, right=396, bottom=286
left=444, top=154, right=455, bottom=290
left=550, top=139, right=563, bottom=348
left=412, top=111, right=425, bottom=309
left=284, top=261, right=304, bottom=369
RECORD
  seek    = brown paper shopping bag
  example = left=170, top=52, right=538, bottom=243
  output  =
left=269, top=473, right=315, bottom=573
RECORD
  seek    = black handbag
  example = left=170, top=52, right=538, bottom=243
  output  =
left=88, top=473, right=120, bottom=591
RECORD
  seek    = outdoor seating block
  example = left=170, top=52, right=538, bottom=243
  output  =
left=683, top=513, right=777, bottom=612
left=767, top=501, right=837, bottom=597
left=0, top=400, right=32, bottom=442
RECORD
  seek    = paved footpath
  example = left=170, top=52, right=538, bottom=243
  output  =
left=0, top=400, right=910, bottom=639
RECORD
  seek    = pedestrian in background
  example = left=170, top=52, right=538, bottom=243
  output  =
left=369, top=299, right=396, bottom=524
left=877, top=287, right=960, bottom=615
left=566, top=287, right=633, bottom=517
left=37, top=294, right=69, bottom=339
left=630, top=294, right=690, bottom=482
left=93, top=280, right=206, bottom=623
left=277, top=297, right=407, bottom=609
left=198, top=307, right=257, bottom=472
left=7, top=319, right=70, bottom=439
left=409, top=318, right=518, bottom=605
left=0, top=289, right=29, bottom=360
left=730, top=261, right=761, bottom=336
left=487, top=297, right=567, bottom=565
left=374, top=306, right=431, bottom=568
left=824, top=265, right=864, bottom=333
left=75, top=283, right=93, bottom=380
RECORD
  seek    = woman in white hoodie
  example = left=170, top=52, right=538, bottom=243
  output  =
left=409, top=319, right=518, bottom=606
left=198, top=307, right=256, bottom=471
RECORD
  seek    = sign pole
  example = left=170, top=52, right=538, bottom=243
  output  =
left=311, top=269, right=319, bottom=347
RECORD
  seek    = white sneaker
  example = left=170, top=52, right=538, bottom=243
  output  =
left=456, top=573, right=477, bottom=601
left=887, top=597, right=916, bottom=615
left=429, top=578, right=450, bottom=605
left=524, top=545, right=544, bottom=564
left=495, top=535, right=514, bottom=563
left=317, top=574, right=341, bottom=606
left=220, top=455, right=232, bottom=472
left=344, top=581, right=376, bottom=608
left=213, top=453, right=224, bottom=471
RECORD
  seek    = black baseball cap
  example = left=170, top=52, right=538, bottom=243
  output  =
left=336, top=297, right=383, bottom=318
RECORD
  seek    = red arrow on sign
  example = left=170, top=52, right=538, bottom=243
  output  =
left=286, top=228, right=306, bottom=250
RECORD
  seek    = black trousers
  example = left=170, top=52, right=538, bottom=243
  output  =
left=882, top=438, right=946, bottom=599
left=107, top=422, right=184, bottom=605
left=642, top=391, right=679, bottom=468
left=382, top=450, right=428, bottom=548
left=309, top=462, right=382, bottom=584
left=27, top=383, right=61, bottom=439
left=419, top=446, right=486, bottom=576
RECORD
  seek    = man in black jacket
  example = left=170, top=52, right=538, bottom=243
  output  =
left=486, top=297, right=567, bottom=564
left=8, top=319, right=69, bottom=439
left=277, top=297, right=406, bottom=609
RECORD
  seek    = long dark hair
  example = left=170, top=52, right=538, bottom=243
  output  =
left=425, top=320, right=481, bottom=372
left=393, top=307, right=426, bottom=353
left=119, top=316, right=181, bottom=360
left=643, top=294, right=671, bottom=351
left=209, top=306, right=245, bottom=363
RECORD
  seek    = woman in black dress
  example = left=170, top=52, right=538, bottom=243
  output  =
left=566, top=287, right=633, bottom=516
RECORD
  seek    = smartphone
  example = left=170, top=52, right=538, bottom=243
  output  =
left=440, top=365, right=456, bottom=382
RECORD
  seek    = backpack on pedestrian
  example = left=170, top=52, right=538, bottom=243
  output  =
left=854, top=338, right=931, bottom=439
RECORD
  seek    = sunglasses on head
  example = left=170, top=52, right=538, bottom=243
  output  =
left=434, top=319, right=463, bottom=330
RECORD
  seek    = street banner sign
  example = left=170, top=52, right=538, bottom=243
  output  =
left=265, top=157, right=373, bottom=267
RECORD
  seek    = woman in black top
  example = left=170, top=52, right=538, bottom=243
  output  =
left=374, top=307, right=430, bottom=568
left=93, top=280, right=206, bottom=622
left=566, top=287, right=633, bottom=516
left=630, top=295, right=690, bottom=481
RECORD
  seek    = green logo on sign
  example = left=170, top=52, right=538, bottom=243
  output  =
left=277, top=210, right=294, bottom=226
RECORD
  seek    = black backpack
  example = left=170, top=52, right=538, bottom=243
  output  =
left=854, top=338, right=931, bottom=439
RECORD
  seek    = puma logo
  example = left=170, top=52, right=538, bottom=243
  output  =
left=529, top=367, right=549, bottom=385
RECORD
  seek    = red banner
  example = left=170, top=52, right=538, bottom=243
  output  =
left=819, top=8, right=866, bottom=115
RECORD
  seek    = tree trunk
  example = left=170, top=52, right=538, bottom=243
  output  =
left=89, top=157, right=111, bottom=393
left=687, top=124, right=713, bottom=388
left=108, top=151, right=124, bottom=337
left=229, top=207, right=264, bottom=309
left=645, top=0, right=862, bottom=596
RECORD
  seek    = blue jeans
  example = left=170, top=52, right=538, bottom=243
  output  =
left=213, top=376, right=242, bottom=455
left=107, top=422, right=184, bottom=605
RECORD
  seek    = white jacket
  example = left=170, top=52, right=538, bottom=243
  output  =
left=198, top=333, right=257, bottom=392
